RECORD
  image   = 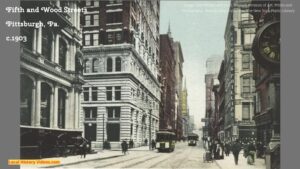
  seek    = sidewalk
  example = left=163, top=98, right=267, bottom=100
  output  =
left=214, top=153, right=266, bottom=169
left=21, top=146, right=150, bottom=168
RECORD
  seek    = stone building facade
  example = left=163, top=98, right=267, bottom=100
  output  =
left=224, top=0, right=256, bottom=142
left=20, top=1, right=84, bottom=158
left=81, top=0, right=160, bottom=148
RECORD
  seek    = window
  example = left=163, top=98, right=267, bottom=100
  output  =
left=92, top=87, right=98, bottom=101
left=20, top=75, right=34, bottom=126
left=85, top=15, right=91, bottom=26
left=42, top=29, right=52, bottom=61
left=115, top=57, right=122, bottom=71
left=92, top=58, right=99, bottom=72
left=242, top=103, right=250, bottom=120
left=85, top=33, right=98, bottom=46
left=242, top=54, right=250, bottom=70
left=84, top=59, right=90, bottom=73
left=83, top=87, right=89, bottom=101
left=106, top=87, right=112, bottom=100
left=137, top=89, right=140, bottom=97
left=84, top=34, right=91, bottom=46
left=256, top=92, right=261, bottom=113
left=116, top=32, right=122, bottom=42
left=241, top=30, right=245, bottom=45
left=59, top=39, right=67, bottom=69
left=86, top=1, right=92, bottom=6
left=94, top=1, right=99, bottom=6
left=84, top=107, right=97, bottom=119
left=93, top=15, right=99, bottom=26
left=107, top=58, right=113, bottom=72
left=86, top=0, right=99, bottom=7
left=107, top=12, right=122, bottom=23
left=107, top=107, right=121, bottom=119
left=107, top=33, right=114, bottom=44
left=57, top=89, right=66, bottom=128
left=242, top=76, right=251, bottom=97
left=85, top=14, right=99, bottom=26
left=107, top=32, right=123, bottom=44
left=93, top=34, right=99, bottom=45
left=115, top=86, right=121, bottom=100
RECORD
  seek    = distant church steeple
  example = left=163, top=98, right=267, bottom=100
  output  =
left=167, top=20, right=172, bottom=37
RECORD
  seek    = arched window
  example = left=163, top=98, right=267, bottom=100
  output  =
left=84, top=59, right=90, bottom=73
left=107, top=58, right=113, bottom=72
left=42, top=29, right=52, bottom=61
left=92, top=58, right=99, bottom=72
left=115, top=57, right=122, bottom=71
left=59, top=39, right=67, bottom=69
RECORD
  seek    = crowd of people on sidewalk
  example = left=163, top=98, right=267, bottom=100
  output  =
left=202, top=136, right=266, bottom=165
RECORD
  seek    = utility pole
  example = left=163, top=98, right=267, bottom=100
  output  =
left=149, top=109, right=152, bottom=150
left=103, top=113, right=104, bottom=150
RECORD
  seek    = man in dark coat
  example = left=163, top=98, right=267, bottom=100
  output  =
left=247, top=142, right=256, bottom=163
left=225, top=142, right=231, bottom=156
left=151, top=139, right=156, bottom=150
left=231, top=139, right=242, bottom=165
left=129, top=139, right=134, bottom=148
left=121, top=140, right=128, bottom=155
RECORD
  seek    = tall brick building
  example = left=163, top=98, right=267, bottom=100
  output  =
left=159, top=31, right=176, bottom=131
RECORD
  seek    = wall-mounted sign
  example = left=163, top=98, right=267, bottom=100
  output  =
left=232, top=126, right=239, bottom=136
left=252, top=21, right=280, bottom=70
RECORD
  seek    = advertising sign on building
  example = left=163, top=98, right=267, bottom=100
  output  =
left=232, top=126, right=239, bottom=136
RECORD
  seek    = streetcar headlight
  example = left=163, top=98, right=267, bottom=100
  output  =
left=165, top=142, right=169, bottom=148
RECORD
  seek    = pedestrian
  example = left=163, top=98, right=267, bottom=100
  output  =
left=225, top=142, right=231, bottom=156
left=80, top=142, right=87, bottom=158
left=256, top=141, right=264, bottom=158
left=231, top=139, right=242, bottom=165
left=210, top=140, right=217, bottom=159
left=129, top=139, right=134, bottom=149
left=151, top=139, right=156, bottom=150
left=121, top=140, right=128, bottom=155
left=247, top=141, right=256, bottom=164
left=144, top=138, right=148, bottom=146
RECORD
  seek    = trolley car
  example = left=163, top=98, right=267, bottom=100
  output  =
left=187, top=133, right=199, bottom=146
left=156, top=131, right=176, bottom=152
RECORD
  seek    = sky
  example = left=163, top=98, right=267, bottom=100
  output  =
left=160, top=1, right=230, bottom=129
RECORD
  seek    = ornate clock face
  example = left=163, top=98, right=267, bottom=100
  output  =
left=253, top=21, right=280, bottom=70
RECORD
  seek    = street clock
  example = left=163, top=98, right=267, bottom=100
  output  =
left=252, top=21, right=280, bottom=70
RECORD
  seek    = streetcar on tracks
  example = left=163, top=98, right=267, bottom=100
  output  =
left=156, top=130, right=176, bottom=152
left=187, top=133, right=199, bottom=146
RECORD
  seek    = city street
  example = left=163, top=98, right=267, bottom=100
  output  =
left=51, top=141, right=218, bottom=168
left=21, top=141, right=265, bottom=169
